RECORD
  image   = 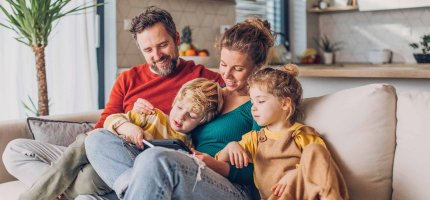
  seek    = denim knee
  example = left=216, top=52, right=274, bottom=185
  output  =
left=85, top=129, right=114, bottom=153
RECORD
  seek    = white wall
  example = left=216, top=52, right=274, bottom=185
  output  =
left=104, top=0, right=117, bottom=101
left=319, top=7, right=430, bottom=64
left=300, top=77, right=430, bottom=98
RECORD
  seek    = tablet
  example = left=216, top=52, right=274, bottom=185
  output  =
left=144, top=139, right=192, bottom=154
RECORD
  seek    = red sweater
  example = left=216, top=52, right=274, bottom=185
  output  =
left=95, top=59, right=223, bottom=128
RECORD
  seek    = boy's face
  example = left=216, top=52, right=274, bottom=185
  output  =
left=169, top=96, right=203, bottom=133
left=250, top=86, right=290, bottom=129
left=136, top=22, right=180, bottom=76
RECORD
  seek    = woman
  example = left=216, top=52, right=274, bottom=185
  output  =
left=85, top=18, right=274, bottom=199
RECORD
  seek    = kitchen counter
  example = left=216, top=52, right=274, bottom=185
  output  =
left=119, top=63, right=430, bottom=79
left=274, top=63, right=430, bottom=79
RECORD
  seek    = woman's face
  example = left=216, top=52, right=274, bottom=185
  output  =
left=219, top=48, right=256, bottom=93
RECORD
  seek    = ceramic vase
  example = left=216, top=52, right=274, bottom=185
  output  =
left=323, top=52, right=334, bottom=64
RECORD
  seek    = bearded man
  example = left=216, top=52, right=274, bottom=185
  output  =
left=2, top=7, right=223, bottom=200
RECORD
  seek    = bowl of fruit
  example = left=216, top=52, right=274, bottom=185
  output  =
left=179, top=26, right=210, bottom=65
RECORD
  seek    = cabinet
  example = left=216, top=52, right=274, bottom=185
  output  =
left=307, top=0, right=358, bottom=13
left=358, top=0, right=430, bottom=11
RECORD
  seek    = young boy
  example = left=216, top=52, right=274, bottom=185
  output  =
left=19, top=78, right=223, bottom=200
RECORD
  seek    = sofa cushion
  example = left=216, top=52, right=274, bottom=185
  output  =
left=27, top=117, right=94, bottom=147
left=0, top=181, right=27, bottom=200
left=301, top=84, right=397, bottom=200
left=392, top=91, right=430, bottom=200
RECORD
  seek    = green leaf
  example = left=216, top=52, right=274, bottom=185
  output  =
left=0, top=0, right=104, bottom=47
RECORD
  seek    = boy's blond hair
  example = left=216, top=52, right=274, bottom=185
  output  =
left=173, top=78, right=223, bottom=123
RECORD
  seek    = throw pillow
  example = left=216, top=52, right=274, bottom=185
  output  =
left=27, top=117, right=94, bottom=147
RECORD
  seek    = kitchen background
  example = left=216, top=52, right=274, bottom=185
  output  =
left=312, top=7, right=430, bottom=64
left=104, top=0, right=430, bottom=98
left=116, top=0, right=236, bottom=68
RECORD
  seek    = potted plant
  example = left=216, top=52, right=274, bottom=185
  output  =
left=314, top=35, right=342, bottom=64
left=0, top=0, right=102, bottom=116
left=409, top=34, right=430, bottom=63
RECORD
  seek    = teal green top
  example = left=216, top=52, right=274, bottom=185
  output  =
left=191, top=100, right=262, bottom=185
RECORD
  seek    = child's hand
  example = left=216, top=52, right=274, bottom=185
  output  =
left=116, top=122, right=146, bottom=149
left=191, top=148, right=212, bottom=164
left=133, top=98, right=155, bottom=115
left=226, top=142, right=249, bottom=168
left=271, top=173, right=292, bottom=197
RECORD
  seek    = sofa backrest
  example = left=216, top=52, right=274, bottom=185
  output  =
left=0, top=110, right=102, bottom=184
left=0, top=119, right=33, bottom=183
left=302, top=84, right=397, bottom=200
left=392, top=91, right=430, bottom=200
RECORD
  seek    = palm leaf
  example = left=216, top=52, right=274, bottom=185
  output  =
left=0, top=0, right=104, bottom=47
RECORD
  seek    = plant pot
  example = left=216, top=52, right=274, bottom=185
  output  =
left=413, top=54, right=430, bottom=63
left=323, top=52, right=334, bottom=64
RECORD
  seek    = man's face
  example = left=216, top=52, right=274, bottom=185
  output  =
left=136, top=22, right=180, bottom=76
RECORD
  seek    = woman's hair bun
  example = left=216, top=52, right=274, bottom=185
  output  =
left=281, top=64, right=299, bottom=77
left=244, top=18, right=274, bottom=47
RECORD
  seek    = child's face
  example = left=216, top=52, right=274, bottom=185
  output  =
left=169, top=96, right=203, bottom=133
left=250, top=86, right=290, bottom=129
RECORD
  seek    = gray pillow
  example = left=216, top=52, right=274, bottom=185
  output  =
left=27, top=117, right=94, bottom=147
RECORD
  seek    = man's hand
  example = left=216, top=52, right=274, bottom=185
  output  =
left=133, top=98, right=155, bottom=115
left=226, top=142, right=249, bottom=168
left=116, top=122, right=146, bottom=149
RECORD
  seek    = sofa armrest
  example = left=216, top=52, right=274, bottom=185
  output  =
left=0, top=110, right=102, bottom=184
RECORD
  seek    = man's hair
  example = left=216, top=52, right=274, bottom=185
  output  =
left=173, top=78, right=223, bottom=124
left=216, top=18, right=275, bottom=69
left=129, top=6, right=176, bottom=40
left=248, top=64, right=303, bottom=123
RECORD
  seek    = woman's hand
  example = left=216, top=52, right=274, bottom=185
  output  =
left=133, top=98, right=155, bottom=115
left=116, top=122, right=145, bottom=149
left=191, top=148, right=230, bottom=177
left=226, top=142, right=249, bottom=168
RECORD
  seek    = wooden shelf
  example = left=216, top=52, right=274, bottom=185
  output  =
left=296, top=64, right=430, bottom=79
left=119, top=64, right=430, bottom=79
left=307, top=5, right=358, bottom=13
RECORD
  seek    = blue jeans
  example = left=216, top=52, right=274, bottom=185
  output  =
left=85, top=130, right=251, bottom=200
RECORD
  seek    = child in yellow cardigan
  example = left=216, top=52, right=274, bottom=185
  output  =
left=20, top=78, right=223, bottom=200
left=216, top=64, right=349, bottom=200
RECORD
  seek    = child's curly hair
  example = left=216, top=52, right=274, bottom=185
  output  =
left=173, top=78, right=223, bottom=123
left=248, top=64, right=303, bottom=122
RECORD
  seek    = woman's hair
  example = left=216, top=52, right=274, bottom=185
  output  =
left=129, top=6, right=176, bottom=40
left=217, top=18, right=275, bottom=69
left=248, top=64, right=303, bottom=122
left=173, top=78, right=223, bottom=123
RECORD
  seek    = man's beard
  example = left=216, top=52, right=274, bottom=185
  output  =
left=150, top=54, right=178, bottom=76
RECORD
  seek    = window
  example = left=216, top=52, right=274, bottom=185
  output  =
left=235, top=0, right=288, bottom=46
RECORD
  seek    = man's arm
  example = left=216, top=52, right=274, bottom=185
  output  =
left=94, top=73, right=127, bottom=128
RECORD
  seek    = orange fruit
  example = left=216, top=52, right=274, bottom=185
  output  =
left=185, top=49, right=197, bottom=56
left=198, top=50, right=208, bottom=57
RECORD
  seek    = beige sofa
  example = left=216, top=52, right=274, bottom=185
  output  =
left=1, top=84, right=429, bottom=200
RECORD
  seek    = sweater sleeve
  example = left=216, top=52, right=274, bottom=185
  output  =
left=95, top=73, right=127, bottom=128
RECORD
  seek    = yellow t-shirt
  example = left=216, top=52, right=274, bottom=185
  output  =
left=238, top=122, right=326, bottom=163
left=103, top=109, right=192, bottom=148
